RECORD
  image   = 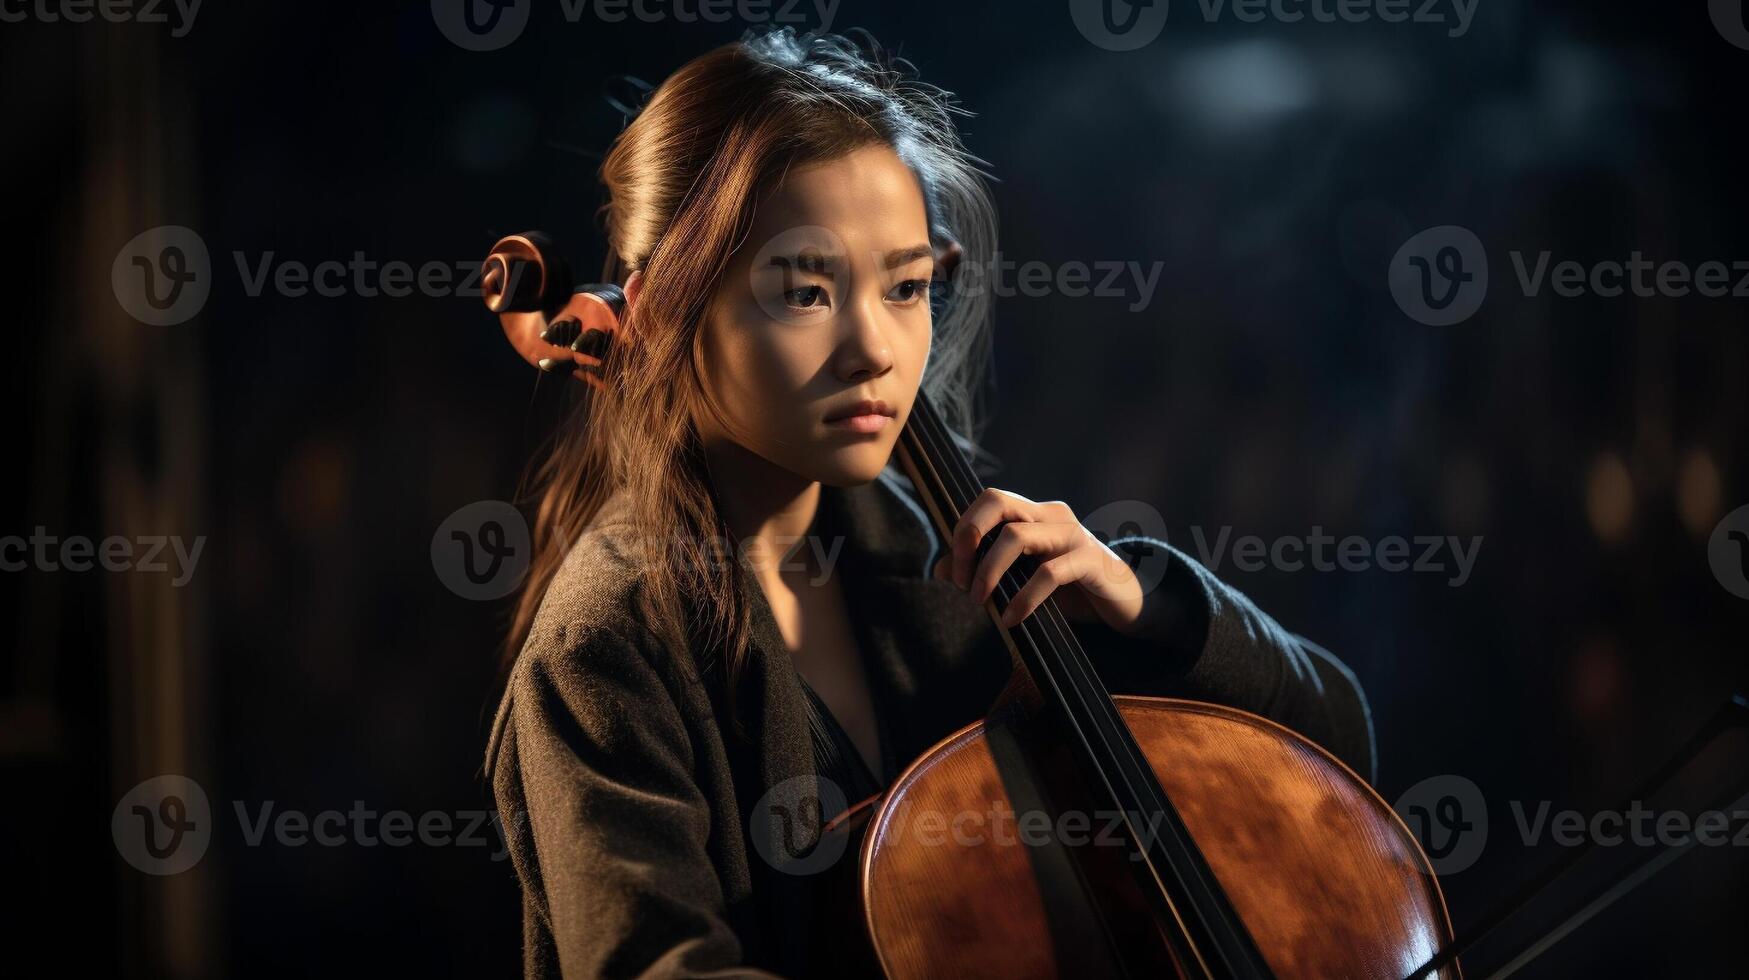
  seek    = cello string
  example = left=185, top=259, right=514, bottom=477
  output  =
left=912, top=394, right=1173, bottom=832
left=896, top=397, right=1058, bottom=694
left=909, top=393, right=1259, bottom=978
left=903, top=398, right=1217, bottom=945
left=903, top=400, right=1225, bottom=973
left=903, top=397, right=1134, bottom=797
left=897, top=402, right=1115, bottom=798
left=907, top=395, right=1135, bottom=786
left=903, top=399, right=1066, bottom=680
left=908, top=396, right=1169, bottom=842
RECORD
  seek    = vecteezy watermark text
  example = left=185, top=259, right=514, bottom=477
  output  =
left=2, top=528, right=205, bottom=587
left=749, top=774, right=1178, bottom=875
left=1395, top=773, right=1749, bottom=875
left=1510, top=251, right=1749, bottom=300
left=1070, top=0, right=1479, bottom=52
left=1390, top=224, right=1749, bottom=326
left=947, top=253, right=1165, bottom=312
left=431, top=0, right=838, bottom=52
left=113, top=774, right=517, bottom=875
left=431, top=498, right=850, bottom=601
left=0, top=0, right=201, bottom=37
left=233, top=800, right=512, bottom=858
left=1186, top=526, right=1483, bottom=586
left=112, top=225, right=539, bottom=325
left=232, top=251, right=513, bottom=300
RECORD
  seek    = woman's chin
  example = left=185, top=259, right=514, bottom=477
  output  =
left=810, top=443, right=897, bottom=487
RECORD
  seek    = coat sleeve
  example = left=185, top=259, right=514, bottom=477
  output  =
left=1081, top=536, right=1378, bottom=785
left=486, top=619, right=783, bottom=979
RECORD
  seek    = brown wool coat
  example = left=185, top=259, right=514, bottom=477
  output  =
left=484, top=471, right=1376, bottom=979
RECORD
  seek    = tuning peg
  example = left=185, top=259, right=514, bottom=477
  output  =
left=541, top=317, right=583, bottom=347
left=536, top=357, right=577, bottom=376
left=571, top=327, right=612, bottom=359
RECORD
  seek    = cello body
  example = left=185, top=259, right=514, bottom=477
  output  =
left=854, top=697, right=1460, bottom=979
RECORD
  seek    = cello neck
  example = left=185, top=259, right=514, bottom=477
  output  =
left=893, top=391, right=1276, bottom=980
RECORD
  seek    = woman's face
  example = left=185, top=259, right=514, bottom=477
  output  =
left=694, top=143, right=934, bottom=487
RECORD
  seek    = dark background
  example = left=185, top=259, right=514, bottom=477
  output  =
left=5, top=0, right=1747, bottom=976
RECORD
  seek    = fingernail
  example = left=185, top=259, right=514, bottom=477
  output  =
left=537, top=357, right=577, bottom=375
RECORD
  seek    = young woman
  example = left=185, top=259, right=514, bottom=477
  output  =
left=485, top=29, right=1374, bottom=979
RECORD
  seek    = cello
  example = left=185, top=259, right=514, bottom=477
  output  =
left=479, top=232, right=1461, bottom=978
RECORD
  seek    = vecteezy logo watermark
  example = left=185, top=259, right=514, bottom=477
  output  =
left=1070, top=0, right=1479, bottom=51
left=1082, top=500, right=1174, bottom=597
left=113, top=775, right=515, bottom=873
left=113, top=775, right=212, bottom=875
left=1, top=529, right=206, bottom=587
left=1186, top=526, right=1483, bottom=587
left=748, top=223, right=852, bottom=325
left=431, top=0, right=530, bottom=51
left=1394, top=774, right=1488, bottom=874
left=1713, top=0, right=1749, bottom=50
left=112, top=225, right=211, bottom=325
left=1389, top=225, right=1489, bottom=326
left=432, top=0, right=838, bottom=52
left=749, top=774, right=851, bottom=875
left=1069, top=0, right=1171, bottom=51
left=1707, top=502, right=1749, bottom=600
left=0, top=0, right=202, bottom=36
left=432, top=500, right=530, bottom=600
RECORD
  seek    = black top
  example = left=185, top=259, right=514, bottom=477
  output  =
left=797, top=672, right=897, bottom=805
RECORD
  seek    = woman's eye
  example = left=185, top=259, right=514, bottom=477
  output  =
left=784, top=285, right=829, bottom=310
left=889, top=279, right=931, bottom=304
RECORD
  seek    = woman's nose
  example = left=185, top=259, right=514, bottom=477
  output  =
left=835, top=305, right=895, bottom=382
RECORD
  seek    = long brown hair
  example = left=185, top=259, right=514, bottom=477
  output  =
left=504, top=28, right=998, bottom=724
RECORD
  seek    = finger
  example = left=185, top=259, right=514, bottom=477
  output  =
left=950, top=488, right=1045, bottom=590
left=537, top=355, right=578, bottom=376
left=999, top=553, right=1087, bottom=629
left=968, top=521, right=1080, bottom=605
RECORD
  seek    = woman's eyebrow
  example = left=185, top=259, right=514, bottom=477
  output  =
left=883, top=244, right=934, bottom=269
left=770, top=251, right=839, bottom=275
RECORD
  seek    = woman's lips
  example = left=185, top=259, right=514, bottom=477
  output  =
left=823, top=397, right=896, bottom=434
left=825, top=413, right=893, bottom=434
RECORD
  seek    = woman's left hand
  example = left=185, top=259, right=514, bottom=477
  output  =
left=932, top=488, right=1156, bottom=637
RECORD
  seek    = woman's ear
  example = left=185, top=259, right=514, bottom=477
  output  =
left=623, top=270, right=644, bottom=334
